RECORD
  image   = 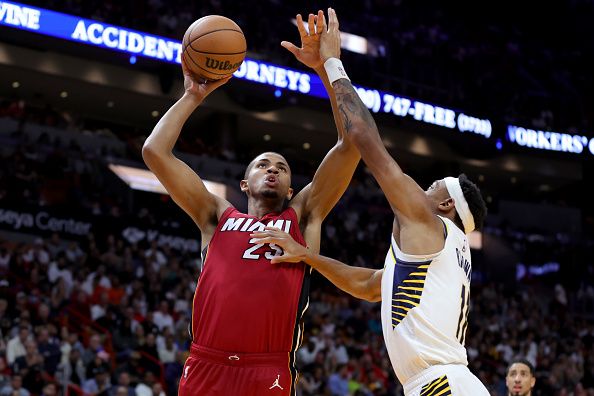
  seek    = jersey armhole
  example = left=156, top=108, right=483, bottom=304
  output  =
left=201, top=206, right=236, bottom=270
left=284, top=207, right=307, bottom=247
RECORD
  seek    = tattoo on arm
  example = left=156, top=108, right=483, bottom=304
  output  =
left=333, top=79, right=377, bottom=134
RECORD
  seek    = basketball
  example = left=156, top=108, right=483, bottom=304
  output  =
left=182, top=15, right=246, bottom=81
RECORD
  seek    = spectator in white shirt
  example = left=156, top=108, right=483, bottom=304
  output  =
left=82, top=266, right=111, bottom=296
left=6, top=326, right=30, bottom=365
left=152, top=301, right=174, bottom=333
left=297, top=336, right=326, bottom=366
left=0, top=248, right=10, bottom=273
left=47, top=253, right=73, bottom=295
left=145, top=241, right=167, bottom=272
left=65, top=242, right=85, bottom=263
left=157, top=333, right=178, bottom=364
left=91, top=292, right=109, bottom=321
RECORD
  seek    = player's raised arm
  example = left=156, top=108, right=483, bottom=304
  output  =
left=317, top=9, right=438, bottom=231
left=142, top=62, right=232, bottom=241
left=251, top=227, right=382, bottom=302
left=282, top=11, right=360, bottom=248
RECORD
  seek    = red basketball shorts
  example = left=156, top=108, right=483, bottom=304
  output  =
left=178, top=344, right=296, bottom=396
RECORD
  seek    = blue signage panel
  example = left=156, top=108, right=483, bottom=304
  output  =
left=0, top=0, right=492, bottom=138
left=0, top=1, right=182, bottom=63
left=507, top=125, right=594, bottom=156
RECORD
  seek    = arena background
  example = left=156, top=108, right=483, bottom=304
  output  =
left=1, top=1, right=593, bottom=395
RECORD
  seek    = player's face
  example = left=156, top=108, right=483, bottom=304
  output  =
left=506, top=363, right=535, bottom=396
left=425, top=179, right=442, bottom=196
left=241, top=153, right=293, bottom=200
left=425, top=179, right=449, bottom=204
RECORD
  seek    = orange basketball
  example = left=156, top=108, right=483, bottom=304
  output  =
left=182, top=15, right=246, bottom=81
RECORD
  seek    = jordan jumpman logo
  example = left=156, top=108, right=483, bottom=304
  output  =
left=269, top=375, right=284, bottom=390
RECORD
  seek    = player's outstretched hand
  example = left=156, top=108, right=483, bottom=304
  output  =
left=319, top=8, right=341, bottom=62
left=182, top=58, right=232, bottom=100
left=250, top=227, right=308, bottom=264
left=281, top=10, right=326, bottom=69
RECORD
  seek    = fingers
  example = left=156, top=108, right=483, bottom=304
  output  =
left=270, top=255, right=287, bottom=264
left=250, top=227, right=287, bottom=244
left=280, top=41, right=299, bottom=57
left=295, top=14, right=307, bottom=37
left=181, top=54, right=190, bottom=75
left=307, top=13, right=315, bottom=36
left=270, top=254, right=299, bottom=264
left=328, top=7, right=339, bottom=31
left=250, top=236, right=276, bottom=245
left=317, top=9, right=327, bottom=34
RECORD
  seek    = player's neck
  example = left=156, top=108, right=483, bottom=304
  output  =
left=247, top=198, right=284, bottom=218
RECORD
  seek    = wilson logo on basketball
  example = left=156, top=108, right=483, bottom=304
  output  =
left=205, top=57, right=243, bottom=71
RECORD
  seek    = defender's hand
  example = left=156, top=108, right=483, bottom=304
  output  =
left=250, top=227, right=309, bottom=264
left=281, top=10, right=326, bottom=69
left=320, top=8, right=341, bottom=62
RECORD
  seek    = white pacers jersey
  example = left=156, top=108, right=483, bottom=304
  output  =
left=380, top=216, right=472, bottom=385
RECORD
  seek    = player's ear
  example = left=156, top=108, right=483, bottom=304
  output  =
left=530, top=376, right=536, bottom=388
left=438, top=197, right=454, bottom=213
left=240, top=179, right=249, bottom=193
left=286, top=187, right=294, bottom=200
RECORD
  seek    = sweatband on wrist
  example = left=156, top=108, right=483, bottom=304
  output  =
left=324, top=58, right=350, bottom=85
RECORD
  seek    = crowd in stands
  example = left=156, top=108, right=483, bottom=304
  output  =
left=1, top=97, right=594, bottom=395
left=1, top=187, right=594, bottom=395
left=18, top=0, right=594, bottom=133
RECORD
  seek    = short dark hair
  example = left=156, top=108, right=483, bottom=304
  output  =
left=244, top=158, right=258, bottom=179
left=458, top=173, right=487, bottom=231
left=243, top=152, right=288, bottom=179
left=507, top=359, right=535, bottom=376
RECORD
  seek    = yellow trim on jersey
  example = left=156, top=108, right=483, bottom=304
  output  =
left=394, top=298, right=419, bottom=306
left=420, top=375, right=451, bottom=396
left=403, top=279, right=425, bottom=284
left=388, top=240, right=434, bottom=329
left=433, top=388, right=451, bottom=396
left=400, top=286, right=424, bottom=291
left=395, top=292, right=422, bottom=300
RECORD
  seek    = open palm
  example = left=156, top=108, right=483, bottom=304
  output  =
left=281, top=10, right=326, bottom=70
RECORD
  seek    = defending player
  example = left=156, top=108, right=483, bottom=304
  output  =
left=251, top=8, right=489, bottom=396
left=142, top=11, right=359, bottom=396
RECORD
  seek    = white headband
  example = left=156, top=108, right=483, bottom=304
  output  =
left=444, top=177, right=475, bottom=234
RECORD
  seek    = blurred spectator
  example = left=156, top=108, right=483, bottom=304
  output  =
left=109, top=372, right=134, bottom=396
left=82, top=364, right=111, bottom=394
left=59, top=348, right=85, bottom=386
left=153, top=301, right=174, bottom=333
left=0, top=374, right=29, bottom=396
left=6, top=327, right=29, bottom=366
left=506, top=359, right=536, bottom=396
left=40, top=383, right=57, bottom=396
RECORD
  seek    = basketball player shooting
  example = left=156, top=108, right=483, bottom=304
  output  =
left=142, top=10, right=359, bottom=396
left=251, top=8, right=490, bottom=396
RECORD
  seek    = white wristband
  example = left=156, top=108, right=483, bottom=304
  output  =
left=324, top=58, right=350, bottom=85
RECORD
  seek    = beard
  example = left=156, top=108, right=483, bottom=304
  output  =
left=261, top=189, right=280, bottom=199
left=509, top=390, right=528, bottom=396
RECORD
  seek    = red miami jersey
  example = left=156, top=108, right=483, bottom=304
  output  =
left=191, top=206, right=311, bottom=355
